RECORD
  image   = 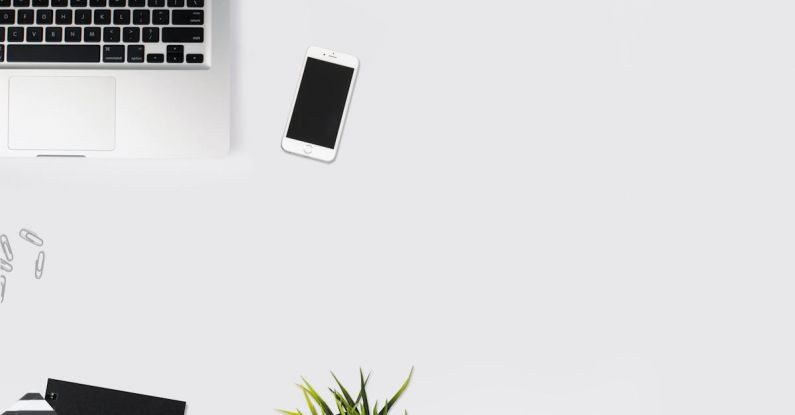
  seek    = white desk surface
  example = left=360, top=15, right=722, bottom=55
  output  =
left=2, top=1, right=795, bottom=414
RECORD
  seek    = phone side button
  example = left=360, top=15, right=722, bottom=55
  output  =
left=304, top=145, right=313, bottom=155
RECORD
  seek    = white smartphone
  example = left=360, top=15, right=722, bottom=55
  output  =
left=282, top=47, right=360, bottom=162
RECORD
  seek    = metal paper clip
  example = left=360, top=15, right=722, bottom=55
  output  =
left=0, top=234, right=12, bottom=261
left=0, top=258, right=12, bottom=273
left=1, top=275, right=6, bottom=303
left=19, top=229, right=44, bottom=247
left=35, top=252, right=45, bottom=280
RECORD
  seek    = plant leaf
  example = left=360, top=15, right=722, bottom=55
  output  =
left=332, top=372, right=357, bottom=407
left=331, top=389, right=357, bottom=415
left=356, top=370, right=371, bottom=407
left=277, top=410, right=302, bottom=415
left=360, top=370, right=371, bottom=415
left=303, top=388, right=319, bottom=415
left=334, top=391, right=359, bottom=415
left=301, top=379, right=334, bottom=415
left=334, top=394, right=345, bottom=415
left=378, top=368, right=414, bottom=415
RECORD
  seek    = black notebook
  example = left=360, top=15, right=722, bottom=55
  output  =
left=45, top=379, right=185, bottom=415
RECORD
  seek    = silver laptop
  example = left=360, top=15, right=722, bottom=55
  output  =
left=0, top=0, right=230, bottom=158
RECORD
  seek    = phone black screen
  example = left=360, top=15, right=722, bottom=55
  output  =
left=287, top=57, right=355, bottom=149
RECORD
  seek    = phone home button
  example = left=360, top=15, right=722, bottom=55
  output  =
left=304, top=144, right=313, bottom=155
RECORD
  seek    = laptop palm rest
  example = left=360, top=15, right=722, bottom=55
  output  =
left=8, top=76, right=116, bottom=152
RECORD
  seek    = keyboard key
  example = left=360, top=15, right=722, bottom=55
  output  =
left=89, top=0, right=105, bottom=6
left=7, top=44, right=100, bottom=62
left=112, top=8, right=129, bottom=24
left=121, top=25, right=137, bottom=41
left=128, top=0, right=144, bottom=6
left=186, top=0, right=202, bottom=7
left=75, top=8, right=90, bottom=24
left=172, top=9, right=201, bottom=25
left=102, top=44, right=123, bottom=62
left=132, top=8, right=148, bottom=24
left=167, top=0, right=182, bottom=7
left=167, top=53, right=184, bottom=64
left=32, top=0, right=48, bottom=7
left=162, top=27, right=201, bottom=42
left=109, top=0, right=124, bottom=6
left=0, top=0, right=7, bottom=5
left=147, top=0, right=163, bottom=6
left=0, top=45, right=4, bottom=62
left=166, top=43, right=182, bottom=62
left=0, top=10, right=14, bottom=24
left=45, top=26, right=61, bottom=41
left=7, top=26, right=23, bottom=41
left=93, top=8, right=109, bottom=24
left=0, top=27, right=4, bottom=41
left=142, top=25, right=157, bottom=41
left=83, top=25, right=99, bottom=41
left=102, top=26, right=118, bottom=41
left=18, top=9, right=34, bottom=24
left=127, top=44, right=143, bottom=62
left=146, top=52, right=162, bottom=63
left=70, top=0, right=87, bottom=6
left=26, top=25, right=42, bottom=41
left=152, top=8, right=167, bottom=24
left=55, top=9, right=71, bottom=24
left=36, top=9, right=52, bottom=24
left=14, top=0, right=30, bottom=6
left=51, top=0, right=67, bottom=5
left=64, top=25, right=79, bottom=41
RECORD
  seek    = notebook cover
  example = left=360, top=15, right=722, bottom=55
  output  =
left=45, top=379, right=185, bottom=415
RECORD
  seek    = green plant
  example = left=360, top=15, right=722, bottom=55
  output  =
left=278, top=368, right=414, bottom=415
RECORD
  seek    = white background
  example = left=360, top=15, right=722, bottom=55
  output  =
left=2, top=0, right=795, bottom=414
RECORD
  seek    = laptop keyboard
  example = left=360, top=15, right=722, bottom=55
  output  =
left=0, top=0, right=208, bottom=67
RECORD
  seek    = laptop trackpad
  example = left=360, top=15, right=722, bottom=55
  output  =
left=8, top=77, right=116, bottom=151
